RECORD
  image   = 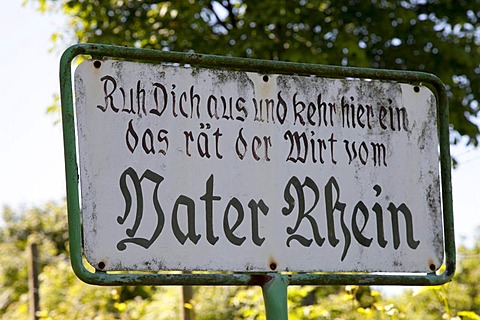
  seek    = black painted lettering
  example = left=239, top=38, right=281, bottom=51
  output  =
left=98, top=75, right=119, bottom=112
left=213, top=128, right=223, bottom=159
left=351, top=201, right=373, bottom=247
left=397, top=107, right=408, bottom=131
left=223, top=198, right=247, bottom=246
left=151, top=83, right=167, bottom=117
left=235, top=128, right=248, bottom=160
left=171, top=84, right=177, bottom=117
left=371, top=142, right=387, bottom=166
left=149, top=82, right=168, bottom=117
left=172, top=195, right=201, bottom=245
left=284, top=130, right=308, bottom=163
left=265, top=98, right=275, bottom=123
left=184, top=131, right=194, bottom=157
left=190, top=85, right=200, bottom=119
left=221, top=96, right=233, bottom=120
left=136, top=80, right=146, bottom=115
left=120, top=87, right=132, bottom=114
left=359, top=141, right=368, bottom=165
left=125, top=119, right=139, bottom=153
left=325, top=176, right=351, bottom=261
left=282, top=176, right=324, bottom=247
left=379, top=106, right=388, bottom=130
left=235, top=97, right=247, bottom=122
left=157, top=129, right=169, bottom=155
left=372, top=185, right=388, bottom=248
left=276, top=91, right=287, bottom=125
left=197, top=129, right=211, bottom=159
left=207, top=95, right=219, bottom=119
left=328, top=133, right=337, bottom=164
left=263, top=136, right=272, bottom=162
left=117, top=168, right=165, bottom=250
left=293, top=93, right=306, bottom=125
left=307, top=101, right=317, bottom=126
left=341, top=96, right=355, bottom=128
left=142, top=128, right=155, bottom=154
left=357, top=103, right=365, bottom=128
left=387, top=202, right=420, bottom=250
left=248, top=199, right=269, bottom=246
left=179, top=91, right=188, bottom=117
left=252, top=136, right=262, bottom=161
left=200, top=174, right=221, bottom=245
left=310, top=132, right=327, bottom=164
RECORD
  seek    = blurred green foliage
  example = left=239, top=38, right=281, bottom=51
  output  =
left=1, top=202, right=480, bottom=319
left=10, top=1, right=480, bottom=318
left=32, top=0, right=480, bottom=146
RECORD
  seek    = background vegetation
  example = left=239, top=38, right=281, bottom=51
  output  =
left=41, top=0, right=480, bottom=147
left=4, top=0, right=480, bottom=318
left=2, top=202, right=480, bottom=318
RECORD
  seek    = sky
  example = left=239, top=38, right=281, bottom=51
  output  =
left=0, top=2, right=66, bottom=209
left=1, top=1, right=480, bottom=251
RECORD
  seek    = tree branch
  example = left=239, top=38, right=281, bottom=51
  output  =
left=224, top=0, right=237, bottom=29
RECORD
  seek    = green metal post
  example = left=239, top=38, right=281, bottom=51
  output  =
left=262, top=274, right=289, bottom=320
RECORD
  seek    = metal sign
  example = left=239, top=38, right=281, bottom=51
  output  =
left=61, top=44, right=454, bottom=286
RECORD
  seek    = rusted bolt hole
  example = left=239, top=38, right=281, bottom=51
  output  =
left=98, top=262, right=106, bottom=270
left=269, top=262, right=277, bottom=270
left=414, top=86, right=420, bottom=93
left=263, top=75, right=269, bottom=82
left=429, top=263, right=436, bottom=271
left=94, top=60, right=102, bottom=69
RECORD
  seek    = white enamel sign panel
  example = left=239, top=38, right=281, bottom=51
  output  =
left=74, top=60, right=443, bottom=273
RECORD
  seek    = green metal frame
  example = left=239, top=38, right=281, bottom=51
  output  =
left=60, top=43, right=455, bottom=288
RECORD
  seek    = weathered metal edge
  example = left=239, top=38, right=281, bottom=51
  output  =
left=60, top=43, right=454, bottom=286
